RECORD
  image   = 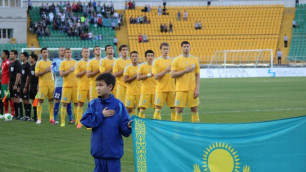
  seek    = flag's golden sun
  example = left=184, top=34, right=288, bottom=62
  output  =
left=202, top=142, right=240, bottom=172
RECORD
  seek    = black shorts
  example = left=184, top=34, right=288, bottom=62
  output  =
left=20, top=84, right=30, bottom=100
left=9, top=83, right=19, bottom=98
left=29, top=84, right=38, bottom=100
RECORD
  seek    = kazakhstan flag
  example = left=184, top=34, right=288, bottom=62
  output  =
left=132, top=115, right=306, bottom=172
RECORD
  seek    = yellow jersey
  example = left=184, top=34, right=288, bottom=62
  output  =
left=35, top=59, right=54, bottom=87
left=86, top=58, right=101, bottom=85
left=59, top=59, right=78, bottom=88
left=152, top=57, right=175, bottom=92
left=137, top=62, right=156, bottom=95
left=99, top=57, right=116, bottom=73
left=123, top=64, right=141, bottom=96
left=75, top=59, right=90, bottom=91
left=171, top=54, right=200, bottom=91
left=113, top=58, right=131, bottom=87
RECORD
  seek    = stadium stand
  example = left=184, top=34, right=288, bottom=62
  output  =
left=126, top=5, right=284, bottom=63
left=0, top=43, right=28, bottom=54
left=28, top=6, right=117, bottom=58
left=288, top=4, right=306, bottom=62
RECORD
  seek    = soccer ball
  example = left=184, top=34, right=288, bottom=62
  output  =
left=3, top=113, right=13, bottom=121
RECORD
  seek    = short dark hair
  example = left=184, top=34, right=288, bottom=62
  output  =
left=21, top=52, right=29, bottom=59
left=105, top=45, right=112, bottom=51
left=10, top=50, right=18, bottom=56
left=130, top=51, right=138, bottom=56
left=160, top=42, right=169, bottom=49
left=94, top=46, right=100, bottom=49
left=2, top=50, right=9, bottom=57
left=65, top=48, right=71, bottom=52
left=95, top=73, right=116, bottom=91
left=30, top=53, right=38, bottom=61
left=119, top=44, right=128, bottom=51
left=41, top=47, right=48, bottom=53
left=145, top=50, right=154, bottom=57
left=181, top=41, right=190, bottom=47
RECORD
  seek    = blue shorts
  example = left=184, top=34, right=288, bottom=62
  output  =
left=94, top=158, right=120, bottom=172
left=54, top=87, right=62, bottom=100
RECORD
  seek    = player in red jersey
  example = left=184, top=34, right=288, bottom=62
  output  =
left=1, top=50, right=15, bottom=116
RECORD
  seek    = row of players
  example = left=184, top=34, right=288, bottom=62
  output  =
left=0, top=41, right=200, bottom=128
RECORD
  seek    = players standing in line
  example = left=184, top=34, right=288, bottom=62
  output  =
left=52, top=47, right=73, bottom=124
left=59, top=48, right=78, bottom=127
left=28, top=53, right=38, bottom=121
left=152, top=43, right=176, bottom=120
left=35, top=48, right=55, bottom=124
left=171, top=41, right=200, bottom=123
left=9, top=50, right=23, bottom=120
left=137, top=50, right=156, bottom=118
left=75, top=48, right=90, bottom=129
left=19, top=52, right=32, bottom=121
left=1, top=50, right=14, bottom=116
left=113, top=45, right=131, bottom=104
left=87, top=46, right=101, bottom=101
left=123, top=51, right=141, bottom=116
left=99, top=45, right=117, bottom=96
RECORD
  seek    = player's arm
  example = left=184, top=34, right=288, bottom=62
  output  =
left=87, top=69, right=99, bottom=77
left=171, top=60, right=195, bottom=78
left=137, top=66, right=151, bottom=80
left=80, top=101, right=104, bottom=128
left=194, top=73, right=200, bottom=98
left=60, top=68, right=74, bottom=77
left=75, top=63, right=86, bottom=78
left=154, top=65, right=171, bottom=79
left=35, top=66, right=51, bottom=77
left=119, top=103, right=132, bottom=137
left=113, top=60, right=124, bottom=77
left=24, top=67, right=30, bottom=93
left=124, top=74, right=136, bottom=83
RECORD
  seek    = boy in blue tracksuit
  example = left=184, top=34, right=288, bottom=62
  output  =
left=81, top=73, right=132, bottom=172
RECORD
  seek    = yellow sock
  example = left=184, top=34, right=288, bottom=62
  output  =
left=77, top=106, right=83, bottom=124
left=139, top=109, right=145, bottom=118
left=175, top=112, right=182, bottom=122
left=49, top=102, right=54, bottom=120
left=192, top=112, right=200, bottom=123
left=74, top=106, right=78, bottom=123
left=37, top=103, right=43, bottom=120
left=61, top=106, right=66, bottom=125
left=171, top=109, right=176, bottom=121
left=153, top=109, right=161, bottom=120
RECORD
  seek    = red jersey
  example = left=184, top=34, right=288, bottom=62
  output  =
left=1, top=59, right=10, bottom=84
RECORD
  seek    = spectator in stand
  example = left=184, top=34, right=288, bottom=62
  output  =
left=184, top=10, right=188, bottom=21
left=45, top=27, right=50, bottom=36
left=98, top=17, right=102, bottom=27
left=111, top=20, right=116, bottom=30
left=143, top=34, right=148, bottom=42
left=130, top=16, right=133, bottom=24
left=284, top=34, right=288, bottom=48
left=163, top=7, right=167, bottom=15
left=132, top=1, right=136, bottom=9
left=114, top=37, right=118, bottom=46
left=163, top=0, right=167, bottom=8
left=138, top=34, right=143, bottom=43
left=93, top=0, right=97, bottom=10
left=28, top=0, right=32, bottom=11
left=125, top=1, right=128, bottom=10
left=128, top=1, right=132, bottom=9
left=292, top=18, right=296, bottom=28
left=158, top=6, right=162, bottom=16
left=277, top=49, right=282, bottom=64
left=177, top=11, right=181, bottom=21
left=163, top=23, right=168, bottom=32
left=195, top=21, right=199, bottom=29
left=169, top=22, right=173, bottom=32
left=99, top=34, right=102, bottom=40
left=160, top=24, right=164, bottom=32
left=140, top=16, right=143, bottom=24
left=208, top=0, right=211, bottom=6
left=198, top=21, right=202, bottom=30
left=148, top=4, right=151, bottom=13
left=144, top=15, right=147, bottom=23
left=117, top=19, right=121, bottom=30
left=49, top=12, right=54, bottom=23
left=84, top=32, right=89, bottom=40
left=142, top=5, right=148, bottom=12
left=88, top=32, right=93, bottom=40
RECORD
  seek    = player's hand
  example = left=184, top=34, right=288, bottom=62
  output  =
left=23, top=88, right=27, bottom=94
left=45, top=67, right=51, bottom=72
left=102, top=107, right=116, bottom=117
left=194, top=89, right=199, bottom=98
left=166, top=65, right=171, bottom=73
left=69, top=67, right=75, bottom=72
left=17, top=87, right=20, bottom=93
left=13, top=85, right=17, bottom=90
left=127, top=120, right=132, bottom=129
left=185, top=65, right=195, bottom=73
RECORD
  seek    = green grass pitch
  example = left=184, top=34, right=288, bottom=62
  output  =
left=0, top=77, right=305, bottom=172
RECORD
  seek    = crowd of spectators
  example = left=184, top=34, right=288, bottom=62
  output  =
left=29, top=1, right=123, bottom=39
left=129, top=15, right=151, bottom=24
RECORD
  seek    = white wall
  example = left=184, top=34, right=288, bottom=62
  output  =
left=0, top=8, right=27, bottom=44
left=200, top=68, right=306, bottom=78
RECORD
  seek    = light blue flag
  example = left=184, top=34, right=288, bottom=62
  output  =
left=132, top=116, right=306, bottom=172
